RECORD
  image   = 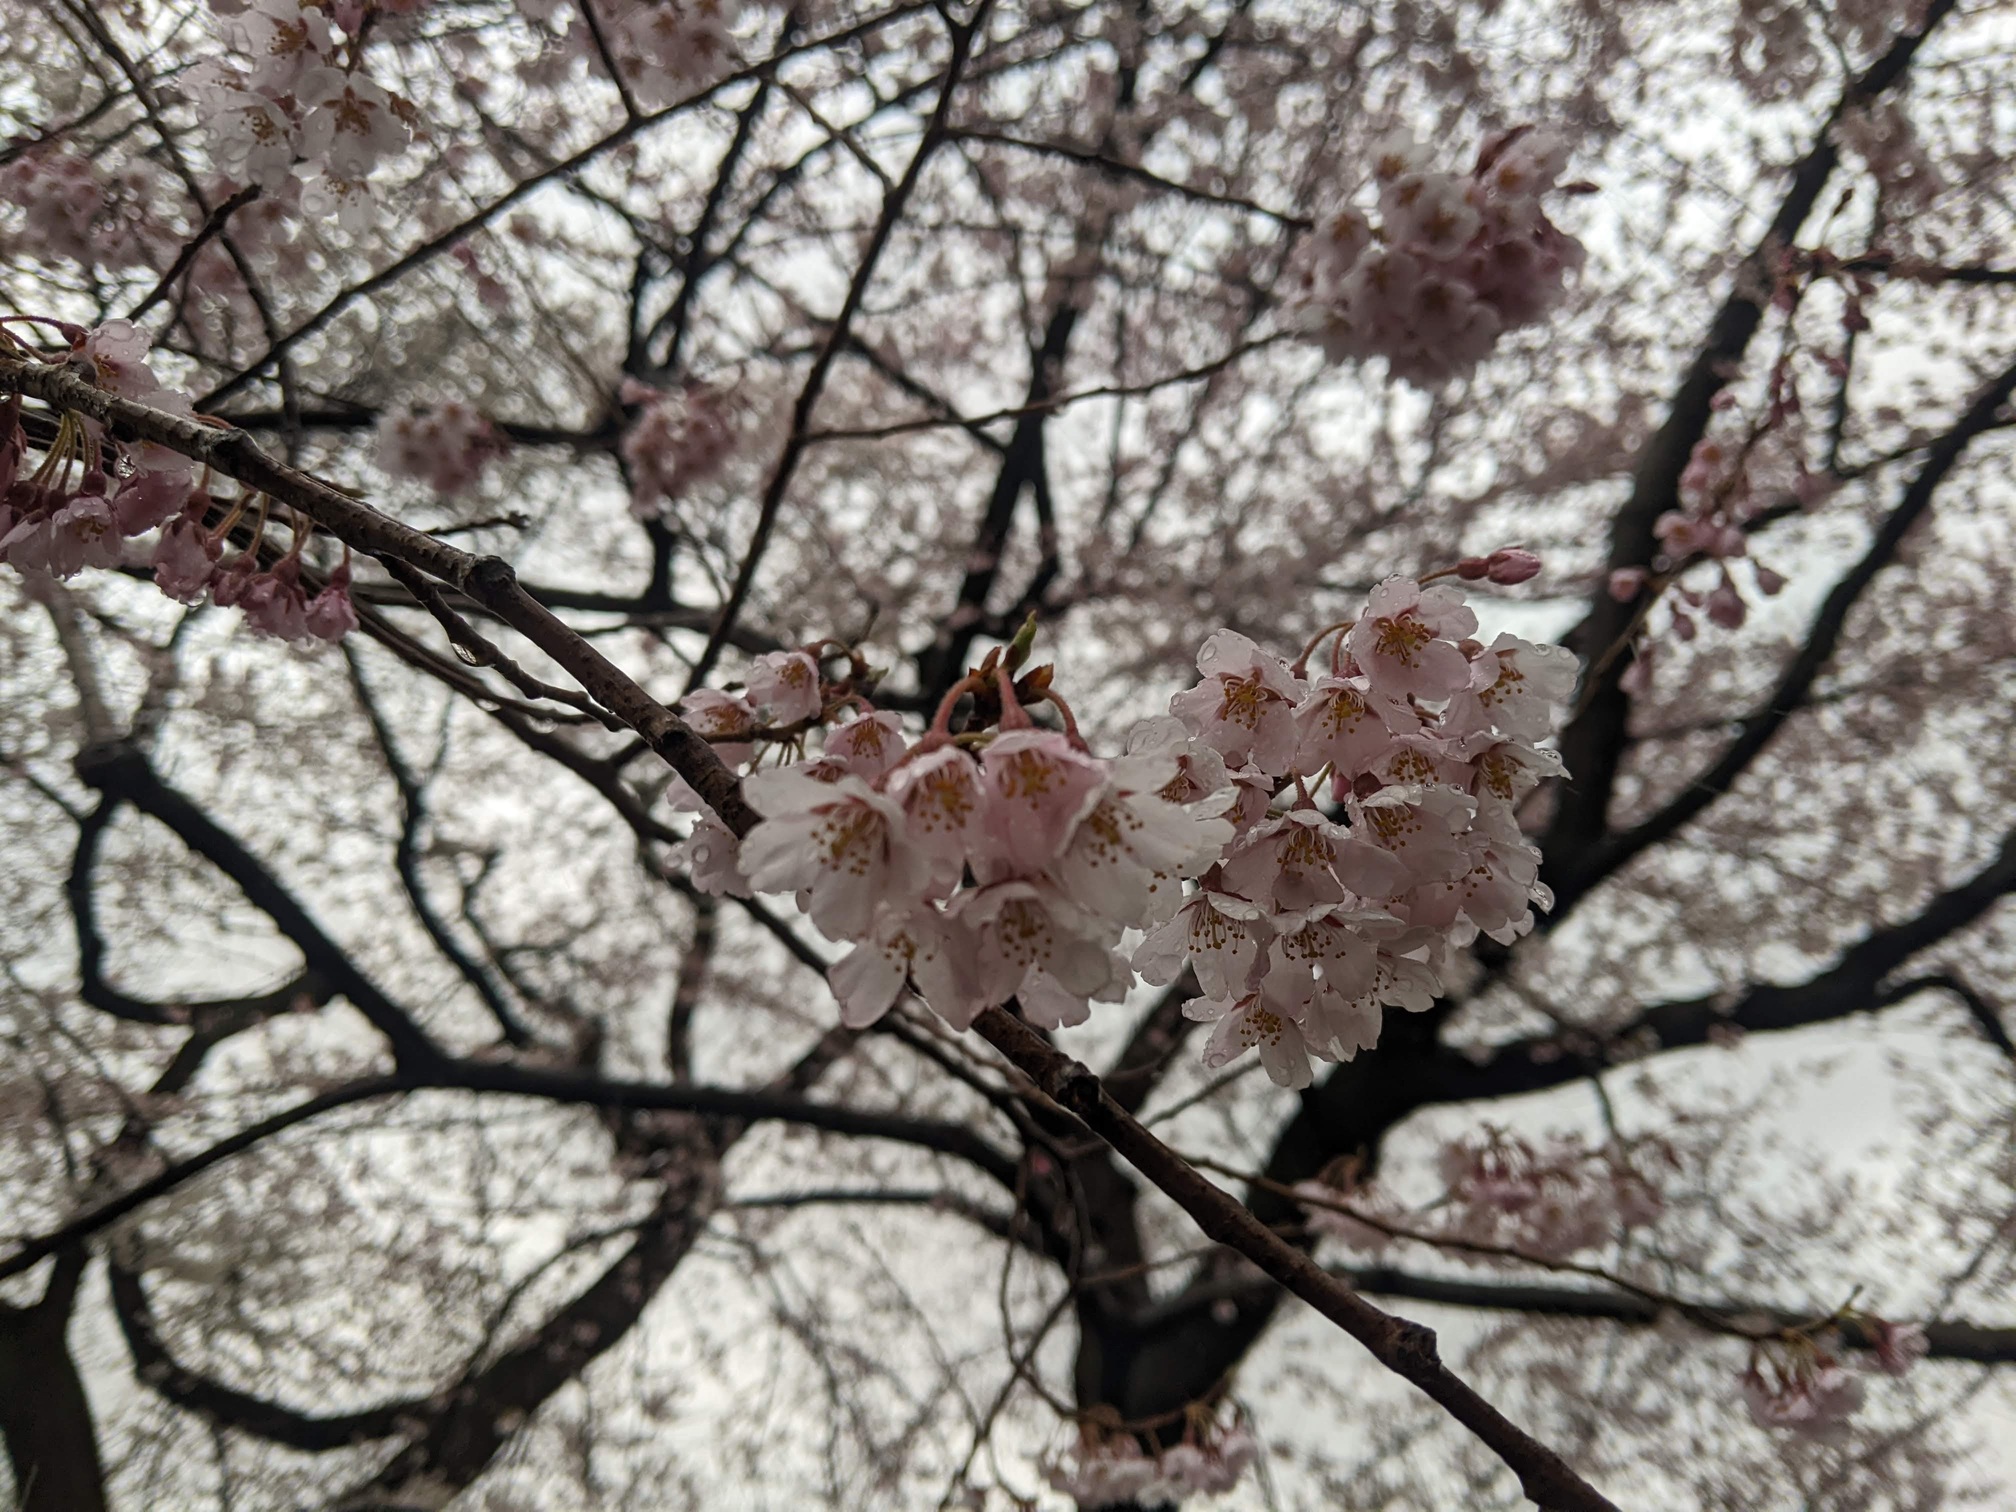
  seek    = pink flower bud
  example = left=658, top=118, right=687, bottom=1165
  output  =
left=1754, top=565, right=1786, bottom=596
left=1670, top=608, right=1697, bottom=642
left=1486, top=547, right=1541, bottom=584
left=1705, top=582, right=1747, bottom=629
left=1456, top=556, right=1491, bottom=579
left=1608, top=566, right=1648, bottom=602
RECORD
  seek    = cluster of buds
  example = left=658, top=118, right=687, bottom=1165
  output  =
left=0, top=318, right=356, bottom=642
left=1043, top=1409, right=1259, bottom=1507
left=618, top=378, right=739, bottom=520
left=672, top=565, right=1577, bottom=1088
left=1295, top=127, right=1588, bottom=384
left=375, top=400, right=506, bottom=496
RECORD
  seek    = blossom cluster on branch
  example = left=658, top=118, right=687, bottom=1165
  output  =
left=0, top=321, right=357, bottom=640
left=1293, top=127, right=1588, bottom=384
left=1041, top=1411, right=1259, bottom=1507
left=669, top=556, right=1576, bottom=1087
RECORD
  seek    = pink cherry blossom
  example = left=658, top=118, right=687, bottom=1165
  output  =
left=152, top=513, right=223, bottom=601
left=745, top=650, right=822, bottom=724
left=821, top=710, right=907, bottom=781
left=1448, top=632, right=1579, bottom=743
left=740, top=769, right=922, bottom=940
left=951, top=879, right=1119, bottom=1029
left=671, top=813, right=749, bottom=898
left=1221, top=808, right=1410, bottom=912
left=1132, top=889, right=1267, bottom=998
left=1865, top=1318, right=1928, bottom=1378
left=827, top=903, right=970, bottom=1029
left=679, top=689, right=759, bottom=768
left=975, top=729, right=1106, bottom=879
left=1122, top=715, right=1233, bottom=811
left=1168, top=629, right=1306, bottom=774
left=304, top=557, right=358, bottom=641
left=620, top=380, right=738, bottom=518
left=1049, top=756, right=1233, bottom=928
left=1348, top=577, right=1477, bottom=702
left=1742, top=1354, right=1865, bottom=1434
left=232, top=0, right=334, bottom=91
left=1185, top=984, right=1317, bottom=1089
left=1293, top=674, right=1419, bottom=781
left=240, top=556, right=310, bottom=640
left=885, top=744, right=988, bottom=891
left=296, top=67, right=410, bottom=179
left=0, top=147, right=104, bottom=264
left=1352, top=785, right=1481, bottom=894
left=375, top=401, right=503, bottom=495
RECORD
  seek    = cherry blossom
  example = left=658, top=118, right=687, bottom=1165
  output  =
left=375, top=401, right=504, bottom=495
left=296, top=68, right=412, bottom=179
left=620, top=380, right=738, bottom=518
left=975, top=729, right=1107, bottom=879
left=1742, top=1351, right=1865, bottom=1434
left=826, top=904, right=970, bottom=1029
left=820, top=710, right=908, bottom=781
left=951, top=878, right=1121, bottom=1029
left=1186, top=983, right=1319, bottom=1089
left=1132, top=888, right=1268, bottom=998
left=739, top=769, right=923, bottom=940
left=1169, top=628, right=1306, bottom=774
left=1349, top=577, right=1477, bottom=702
left=745, top=650, right=822, bottom=724
left=1297, top=128, right=1586, bottom=383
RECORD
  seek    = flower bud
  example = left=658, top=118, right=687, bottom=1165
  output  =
left=1485, top=547, right=1541, bottom=584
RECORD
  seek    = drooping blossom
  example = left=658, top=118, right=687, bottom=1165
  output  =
left=739, top=770, right=923, bottom=940
left=1741, top=1351, right=1865, bottom=1434
left=827, top=903, right=969, bottom=1029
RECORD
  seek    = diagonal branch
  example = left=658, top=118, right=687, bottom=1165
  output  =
left=1544, top=0, right=1959, bottom=886
left=1551, top=353, right=2016, bottom=917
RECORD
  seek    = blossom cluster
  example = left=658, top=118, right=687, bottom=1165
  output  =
left=515, top=0, right=748, bottom=107
left=183, top=0, right=418, bottom=229
left=673, top=560, right=1577, bottom=1089
left=1295, top=127, right=1587, bottom=384
left=0, top=320, right=357, bottom=642
left=0, top=148, right=170, bottom=272
left=376, top=400, right=506, bottom=495
left=1741, top=1317, right=1925, bottom=1435
left=1301, top=1129, right=1667, bottom=1262
left=618, top=378, right=739, bottom=520
left=1043, top=1416, right=1258, bottom=1507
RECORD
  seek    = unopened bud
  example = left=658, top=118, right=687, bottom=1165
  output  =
left=1608, top=566, right=1649, bottom=602
left=1486, top=547, right=1541, bottom=584
left=1456, top=556, right=1491, bottom=580
left=1705, top=582, right=1747, bottom=629
left=1003, top=610, right=1041, bottom=673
